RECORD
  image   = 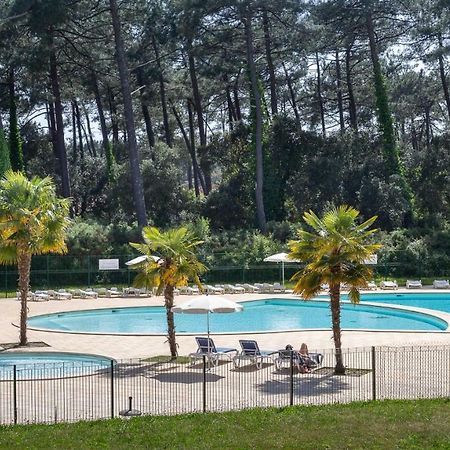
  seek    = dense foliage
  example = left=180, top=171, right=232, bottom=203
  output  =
left=1, top=0, right=450, bottom=263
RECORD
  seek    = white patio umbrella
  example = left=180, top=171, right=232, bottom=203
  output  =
left=125, top=255, right=161, bottom=266
left=263, top=252, right=299, bottom=285
left=172, top=296, right=243, bottom=346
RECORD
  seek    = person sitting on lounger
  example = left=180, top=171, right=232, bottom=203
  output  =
left=298, top=343, right=315, bottom=370
left=285, top=345, right=310, bottom=373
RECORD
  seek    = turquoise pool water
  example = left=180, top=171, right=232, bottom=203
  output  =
left=359, top=292, right=450, bottom=313
left=0, top=352, right=113, bottom=380
left=27, top=298, right=448, bottom=334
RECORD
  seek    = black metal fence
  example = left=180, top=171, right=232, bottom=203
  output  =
left=2, top=252, right=448, bottom=296
left=1, top=345, right=450, bottom=425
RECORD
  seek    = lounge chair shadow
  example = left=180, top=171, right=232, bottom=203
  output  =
left=257, top=373, right=353, bottom=397
left=151, top=371, right=224, bottom=384
left=231, top=362, right=273, bottom=373
left=95, top=362, right=181, bottom=379
left=188, top=360, right=231, bottom=370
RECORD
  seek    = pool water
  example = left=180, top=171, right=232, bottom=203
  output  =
left=27, top=298, right=448, bottom=334
left=0, top=352, right=113, bottom=380
left=359, top=292, right=450, bottom=313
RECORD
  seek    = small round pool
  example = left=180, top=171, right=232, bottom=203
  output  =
left=0, top=352, right=113, bottom=380
left=26, top=299, right=448, bottom=335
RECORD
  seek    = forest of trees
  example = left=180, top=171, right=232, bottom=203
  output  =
left=1, top=0, right=450, bottom=270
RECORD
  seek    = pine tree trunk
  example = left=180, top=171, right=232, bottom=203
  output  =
left=171, top=101, right=202, bottom=196
left=152, top=34, right=172, bottom=147
left=187, top=41, right=211, bottom=194
left=316, top=52, right=326, bottom=137
left=71, top=101, right=77, bottom=162
left=107, top=87, right=119, bottom=146
left=233, top=83, right=242, bottom=121
left=164, top=285, right=177, bottom=358
left=83, top=104, right=97, bottom=157
left=49, top=30, right=71, bottom=198
left=47, top=102, right=58, bottom=157
left=335, top=50, right=345, bottom=133
left=17, top=250, right=31, bottom=346
left=244, top=8, right=267, bottom=233
left=74, top=99, right=84, bottom=160
left=136, top=68, right=155, bottom=153
left=109, top=0, right=147, bottom=227
left=438, top=33, right=450, bottom=122
left=92, top=73, right=109, bottom=157
left=282, top=62, right=301, bottom=128
left=345, top=44, right=358, bottom=132
left=329, top=283, right=345, bottom=374
left=8, top=67, right=24, bottom=172
left=262, top=8, right=278, bottom=116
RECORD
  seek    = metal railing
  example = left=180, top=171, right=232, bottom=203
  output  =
left=2, top=252, right=449, bottom=296
left=1, top=345, right=450, bottom=425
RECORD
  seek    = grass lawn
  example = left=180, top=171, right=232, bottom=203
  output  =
left=0, top=399, right=449, bottom=449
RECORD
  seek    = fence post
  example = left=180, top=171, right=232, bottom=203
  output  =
left=88, top=256, right=91, bottom=287
left=13, top=365, right=17, bottom=424
left=289, top=351, right=294, bottom=406
left=202, top=355, right=207, bottom=413
left=110, top=360, right=115, bottom=418
left=371, top=346, right=376, bottom=401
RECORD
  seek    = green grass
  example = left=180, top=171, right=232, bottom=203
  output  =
left=1, top=399, right=450, bottom=449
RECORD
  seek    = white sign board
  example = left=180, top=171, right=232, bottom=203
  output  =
left=98, top=259, right=120, bottom=271
left=363, top=255, right=378, bottom=265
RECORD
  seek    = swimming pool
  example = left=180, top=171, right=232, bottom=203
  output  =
left=0, top=352, right=114, bottom=380
left=27, top=299, right=448, bottom=334
left=359, top=292, right=450, bottom=313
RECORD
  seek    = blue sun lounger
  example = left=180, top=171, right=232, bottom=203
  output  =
left=189, top=337, right=238, bottom=366
left=233, top=340, right=278, bottom=369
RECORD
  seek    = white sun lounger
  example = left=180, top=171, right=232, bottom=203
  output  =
left=205, top=285, right=224, bottom=294
left=380, top=280, right=398, bottom=290
left=406, top=280, right=422, bottom=289
left=433, top=280, right=450, bottom=289
left=224, top=284, right=245, bottom=294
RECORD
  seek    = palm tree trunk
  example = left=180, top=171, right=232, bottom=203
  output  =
left=329, top=283, right=345, bottom=374
left=17, top=251, right=31, bottom=346
left=164, top=285, right=177, bottom=358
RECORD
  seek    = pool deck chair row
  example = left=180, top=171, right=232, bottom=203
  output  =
left=189, top=338, right=323, bottom=371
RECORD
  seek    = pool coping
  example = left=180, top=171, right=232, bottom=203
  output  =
left=21, top=294, right=450, bottom=336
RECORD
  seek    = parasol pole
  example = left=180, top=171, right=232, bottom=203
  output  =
left=282, top=261, right=285, bottom=286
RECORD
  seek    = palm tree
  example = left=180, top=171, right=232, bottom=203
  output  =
left=288, top=205, right=381, bottom=374
left=130, top=226, right=207, bottom=358
left=0, top=171, right=71, bottom=346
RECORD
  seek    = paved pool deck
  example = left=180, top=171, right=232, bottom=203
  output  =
left=1, top=289, right=450, bottom=359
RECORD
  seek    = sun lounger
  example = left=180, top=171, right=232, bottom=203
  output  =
left=433, top=280, right=450, bottom=289
left=71, top=288, right=98, bottom=299
left=367, top=281, right=377, bottom=290
left=56, top=289, right=72, bottom=300
left=108, top=287, right=122, bottom=297
left=205, top=285, right=224, bottom=294
left=406, top=280, right=422, bottom=289
left=273, top=282, right=286, bottom=293
left=379, top=280, right=398, bottom=290
left=238, top=283, right=260, bottom=293
left=275, top=348, right=323, bottom=372
left=189, top=337, right=238, bottom=366
left=224, top=284, right=245, bottom=294
left=262, top=283, right=275, bottom=293
left=95, top=288, right=108, bottom=297
left=31, top=291, right=50, bottom=302
left=233, top=340, right=277, bottom=369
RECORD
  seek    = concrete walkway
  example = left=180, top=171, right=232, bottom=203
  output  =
left=1, top=290, right=450, bottom=359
